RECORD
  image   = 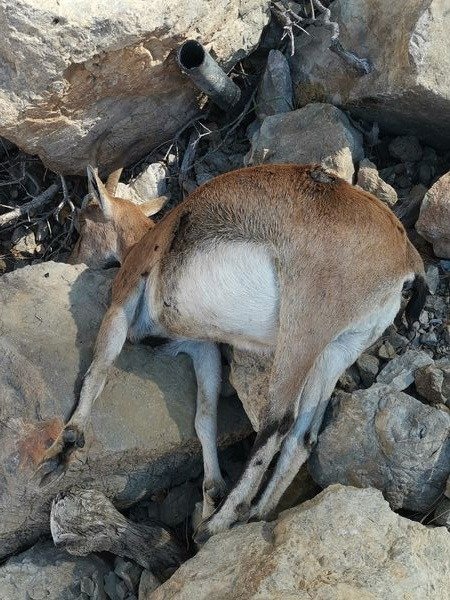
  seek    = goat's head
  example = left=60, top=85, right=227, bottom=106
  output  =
left=68, top=165, right=167, bottom=268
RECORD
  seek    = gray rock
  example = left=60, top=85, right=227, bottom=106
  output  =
left=292, top=0, right=450, bottom=148
left=416, top=170, right=450, bottom=259
left=309, top=386, right=450, bottom=511
left=0, top=541, right=109, bottom=600
left=0, top=262, right=249, bottom=559
left=149, top=485, right=450, bottom=600
left=377, top=340, right=397, bottom=360
left=245, top=103, right=364, bottom=182
left=0, top=0, right=270, bottom=174
left=115, top=163, right=168, bottom=204
left=256, top=49, right=293, bottom=120
left=376, top=349, right=434, bottom=390
left=425, top=265, right=440, bottom=295
left=389, top=135, right=423, bottom=163
left=415, top=359, right=450, bottom=406
left=138, top=570, right=160, bottom=597
left=395, top=183, right=428, bottom=228
left=357, top=158, right=398, bottom=206
left=159, top=481, right=202, bottom=528
left=356, top=352, right=379, bottom=387
left=114, top=558, right=142, bottom=594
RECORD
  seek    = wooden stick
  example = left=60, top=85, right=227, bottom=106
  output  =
left=0, top=182, right=60, bottom=228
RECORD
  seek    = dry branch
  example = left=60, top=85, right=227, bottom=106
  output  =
left=0, top=182, right=60, bottom=228
left=50, top=488, right=186, bottom=579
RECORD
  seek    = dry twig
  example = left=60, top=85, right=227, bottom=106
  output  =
left=0, top=182, right=60, bottom=228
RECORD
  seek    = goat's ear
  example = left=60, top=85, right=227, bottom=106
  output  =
left=86, top=165, right=114, bottom=219
left=139, top=195, right=168, bottom=217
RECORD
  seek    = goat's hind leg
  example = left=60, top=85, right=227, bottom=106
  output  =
left=161, top=340, right=226, bottom=518
left=37, top=285, right=144, bottom=485
left=252, top=302, right=402, bottom=521
left=194, top=310, right=325, bottom=543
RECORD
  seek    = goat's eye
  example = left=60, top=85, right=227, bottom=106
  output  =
left=103, top=259, right=121, bottom=269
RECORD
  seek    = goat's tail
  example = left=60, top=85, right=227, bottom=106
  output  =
left=404, top=273, right=428, bottom=326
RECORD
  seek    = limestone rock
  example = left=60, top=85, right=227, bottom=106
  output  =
left=255, top=49, right=293, bottom=120
left=0, top=541, right=109, bottom=600
left=116, top=162, right=168, bottom=204
left=357, top=158, right=398, bottom=206
left=149, top=485, right=450, bottom=600
left=416, top=170, right=450, bottom=258
left=309, top=386, right=450, bottom=511
left=389, top=135, right=423, bottom=163
left=245, top=103, right=364, bottom=182
left=356, top=352, right=379, bottom=387
left=0, top=0, right=270, bottom=174
left=292, top=0, right=450, bottom=148
left=376, top=349, right=434, bottom=390
left=415, top=359, right=450, bottom=406
left=0, top=262, right=249, bottom=559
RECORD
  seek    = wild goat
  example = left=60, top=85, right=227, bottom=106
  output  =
left=38, top=163, right=426, bottom=543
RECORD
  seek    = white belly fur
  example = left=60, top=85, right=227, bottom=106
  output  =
left=175, top=241, right=279, bottom=350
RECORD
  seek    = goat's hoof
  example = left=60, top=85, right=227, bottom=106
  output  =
left=193, top=520, right=213, bottom=546
left=34, top=424, right=85, bottom=487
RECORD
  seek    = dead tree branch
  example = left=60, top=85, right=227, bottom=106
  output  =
left=311, top=0, right=373, bottom=74
left=50, top=488, right=186, bottom=580
left=0, top=182, right=60, bottom=228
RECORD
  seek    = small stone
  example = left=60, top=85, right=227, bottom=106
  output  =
left=159, top=480, right=202, bottom=528
left=389, top=135, right=423, bottom=162
left=357, top=159, right=398, bottom=206
left=415, top=359, right=450, bottom=406
left=80, top=576, right=96, bottom=596
left=104, top=571, right=122, bottom=600
left=420, top=331, right=438, bottom=347
left=356, top=353, right=380, bottom=387
left=378, top=341, right=396, bottom=360
left=338, top=364, right=361, bottom=392
left=384, top=326, right=409, bottom=352
left=116, top=162, right=168, bottom=205
left=114, top=557, right=142, bottom=593
left=11, top=226, right=37, bottom=256
left=377, top=349, right=434, bottom=390
left=138, top=570, right=160, bottom=597
left=256, top=49, right=293, bottom=120
left=395, top=184, right=428, bottom=228
left=425, top=265, right=440, bottom=294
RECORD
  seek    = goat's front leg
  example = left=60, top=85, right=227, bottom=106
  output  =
left=162, top=340, right=226, bottom=518
left=37, top=303, right=131, bottom=485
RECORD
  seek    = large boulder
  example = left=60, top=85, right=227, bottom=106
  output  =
left=292, top=0, right=450, bottom=148
left=0, top=541, right=110, bottom=600
left=0, top=0, right=269, bottom=174
left=150, top=485, right=450, bottom=600
left=0, top=262, right=249, bottom=559
left=309, top=385, right=450, bottom=512
left=246, top=103, right=364, bottom=182
left=416, top=170, right=450, bottom=258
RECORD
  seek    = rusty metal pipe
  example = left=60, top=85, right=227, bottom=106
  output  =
left=177, top=40, right=241, bottom=111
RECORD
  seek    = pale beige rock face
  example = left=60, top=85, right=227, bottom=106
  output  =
left=246, top=103, right=364, bottom=182
left=416, top=170, right=450, bottom=258
left=357, top=158, right=398, bottom=206
left=0, top=0, right=269, bottom=174
left=150, top=485, right=450, bottom=600
left=293, top=0, right=450, bottom=148
left=0, top=262, right=249, bottom=559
